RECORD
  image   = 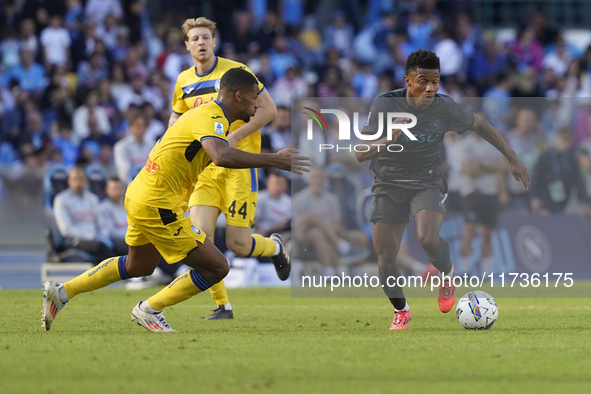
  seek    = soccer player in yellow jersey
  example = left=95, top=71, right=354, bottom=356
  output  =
left=41, top=68, right=310, bottom=332
left=168, top=17, right=284, bottom=319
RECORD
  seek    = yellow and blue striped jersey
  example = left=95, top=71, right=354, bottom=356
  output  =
left=171, top=56, right=264, bottom=153
left=127, top=100, right=230, bottom=210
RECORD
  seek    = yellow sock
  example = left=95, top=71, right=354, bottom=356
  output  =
left=64, top=256, right=129, bottom=299
left=209, top=280, right=229, bottom=305
left=250, top=234, right=277, bottom=257
left=147, top=269, right=212, bottom=311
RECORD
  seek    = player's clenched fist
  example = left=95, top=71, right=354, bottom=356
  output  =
left=275, top=148, right=311, bottom=175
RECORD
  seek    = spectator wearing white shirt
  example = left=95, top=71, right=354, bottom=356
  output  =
left=433, top=27, right=463, bottom=77
left=255, top=171, right=291, bottom=237
left=109, top=62, right=132, bottom=99
left=40, top=15, right=71, bottom=67
left=458, top=129, right=507, bottom=275
left=114, top=113, right=152, bottom=184
left=270, top=67, right=308, bottom=107
left=85, top=0, right=123, bottom=29
left=142, top=102, right=165, bottom=144
left=95, top=13, right=119, bottom=49
left=116, top=74, right=163, bottom=112
left=53, top=166, right=114, bottom=263
left=323, top=10, right=354, bottom=57
left=20, top=19, right=39, bottom=57
left=72, top=90, right=111, bottom=144
left=292, top=167, right=369, bottom=276
left=543, top=35, right=573, bottom=78
left=97, top=177, right=128, bottom=254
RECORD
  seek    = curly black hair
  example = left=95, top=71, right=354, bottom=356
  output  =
left=405, top=49, right=440, bottom=75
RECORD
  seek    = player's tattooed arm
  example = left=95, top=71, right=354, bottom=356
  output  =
left=470, top=115, right=530, bottom=189
left=227, top=89, right=277, bottom=148
left=202, top=138, right=311, bottom=175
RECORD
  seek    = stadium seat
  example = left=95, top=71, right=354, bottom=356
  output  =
left=44, top=208, right=95, bottom=263
left=127, top=164, right=144, bottom=184
left=0, top=142, right=16, bottom=166
left=86, top=165, right=108, bottom=200
left=43, top=165, right=102, bottom=269
left=43, top=164, right=70, bottom=211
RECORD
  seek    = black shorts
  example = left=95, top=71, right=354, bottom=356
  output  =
left=462, top=192, right=499, bottom=227
left=369, top=187, right=448, bottom=224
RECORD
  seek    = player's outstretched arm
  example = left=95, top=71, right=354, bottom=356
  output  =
left=202, top=138, right=311, bottom=175
left=227, top=89, right=277, bottom=147
left=470, top=115, right=530, bottom=189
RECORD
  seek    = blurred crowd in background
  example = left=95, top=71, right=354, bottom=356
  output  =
left=2, top=0, right=591, bottom=225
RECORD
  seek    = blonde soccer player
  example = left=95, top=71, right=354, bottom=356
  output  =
left=42, top=68, right=310, bottom=332
left=169, top=17, right=284, bottom=320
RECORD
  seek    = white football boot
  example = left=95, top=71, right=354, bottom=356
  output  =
left=42, top=281, right=67, bottom=331
left=131, top=302, right=177, bottom=332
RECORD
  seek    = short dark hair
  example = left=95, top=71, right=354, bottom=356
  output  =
left=220, top=67, right=259, bottom=96
left=130, top=112, right=149, bottom=125
left=70, top=165, right=87, bottom=176
left=405, top=49, right=440, bottom=75
left=268, top=169, right=288, bottom=180
left=108, top=176, right=122, bottom=183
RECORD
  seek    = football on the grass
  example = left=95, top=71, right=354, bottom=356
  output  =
left=456, top=291, right=498, bottom=330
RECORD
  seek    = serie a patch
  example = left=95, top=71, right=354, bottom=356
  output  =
left=215, top=122, right=224, bottom=135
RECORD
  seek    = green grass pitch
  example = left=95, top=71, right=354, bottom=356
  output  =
left=1, top=288, right=590, bottom=394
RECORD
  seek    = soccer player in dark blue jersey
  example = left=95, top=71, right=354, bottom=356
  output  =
left=356, top=49, right=529, bottom=329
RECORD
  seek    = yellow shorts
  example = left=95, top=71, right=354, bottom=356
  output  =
left=188, top=165, right=258, bottom=228
left=124, top=196, right=207, bottom=264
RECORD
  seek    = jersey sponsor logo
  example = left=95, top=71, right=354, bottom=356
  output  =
left=193, top=95, right=216, bottom=108
left=211, top=116, right=223, bottom=119
left=399, top=133, right=441, bottom=143
left=184, top=87, right=195, bottom=95
left=191, top=225, right=202, bottom=235
left=214, top=122, right=224, bottom=135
